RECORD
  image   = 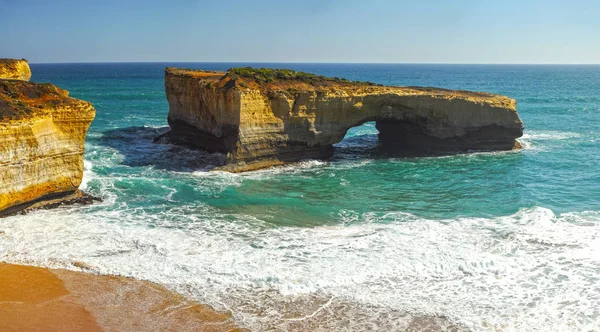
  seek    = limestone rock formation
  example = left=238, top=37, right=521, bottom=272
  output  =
left=158, top=67, right=524, bottom=172
left=0, top=58, right=32, bottom=81
left=0, top=61, right=96, bottom=216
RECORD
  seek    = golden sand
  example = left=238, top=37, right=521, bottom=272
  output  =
left=0, top=263, right=244, bottom=332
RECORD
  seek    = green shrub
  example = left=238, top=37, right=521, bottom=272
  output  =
left=227, top=67, right=377, bottom=85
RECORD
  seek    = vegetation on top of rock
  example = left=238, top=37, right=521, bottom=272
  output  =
left=0, top=80, right=76, bottom=119
left=0, top=58, right=28, bottom=63
left=227, top=67, right=381, bottom=86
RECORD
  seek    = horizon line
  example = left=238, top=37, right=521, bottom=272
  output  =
left=28, top=61, right=600, bottom=66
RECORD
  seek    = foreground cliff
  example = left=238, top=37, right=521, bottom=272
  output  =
left=159, top=67, right=524, bottom=172
left=0, top=60, right=96, bottom=215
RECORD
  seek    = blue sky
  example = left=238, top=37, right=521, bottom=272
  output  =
left=1, top=0, right=598, bottom=63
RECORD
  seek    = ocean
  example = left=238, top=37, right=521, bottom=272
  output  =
left=1, top=63, right=599, bottom=331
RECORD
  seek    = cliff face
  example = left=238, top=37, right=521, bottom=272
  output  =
left=160, top=68, right=523, bottom=172
left=0, top=59, right=32, bottom=81
left=0, top=61, right=96, bottom=215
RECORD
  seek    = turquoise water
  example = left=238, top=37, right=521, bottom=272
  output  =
left=1, top=63, right=599, bottom=331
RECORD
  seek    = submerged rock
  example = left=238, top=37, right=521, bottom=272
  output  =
left=0, top=60, right=96, bottom=216
left=158, top=67, right=524, bottom=172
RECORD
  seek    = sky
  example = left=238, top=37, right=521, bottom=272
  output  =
left=1, top=0, right=599, bottom=64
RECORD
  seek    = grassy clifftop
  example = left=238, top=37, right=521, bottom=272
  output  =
left=227, top=67, right=380, bottom=86
left=165, top=67, right=511, bottom=106
left=0, top=80, right=84, bottom=120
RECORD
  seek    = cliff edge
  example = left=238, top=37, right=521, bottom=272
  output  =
left=158, top=67, right=524, bottom=172
left=0, top=60, right=96, bottom=216
left=0, top=58, right=32, bottom=81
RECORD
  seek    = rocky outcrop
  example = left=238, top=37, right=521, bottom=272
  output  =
left=0, top=60, right=96, bottom=216
left=158, top=67, right=524, bottom=172
left=0, top=58, right=32, bottom=81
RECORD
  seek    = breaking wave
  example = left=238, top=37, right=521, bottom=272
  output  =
left=1, top=205, right=598, bottom=331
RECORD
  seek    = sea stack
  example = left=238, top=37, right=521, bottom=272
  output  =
left=158, top=67, right=524, bottom=172
left=0, top=59, right=96, bottom=216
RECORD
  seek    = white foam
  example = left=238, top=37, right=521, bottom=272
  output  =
left=189, top=170, right=244, bottom=192
left=1, top=206, right=599, bottom=330
left=79, top=159, right=95, bottom=191
left=523, top=131, right=582, bottom=141
left=240, top=159, right=329, bottom=179
left=518, top=130, right=583, bottom=151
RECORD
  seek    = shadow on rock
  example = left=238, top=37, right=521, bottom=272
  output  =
left=95, top=126, right=226, bottom=172
left=332, top=133, right=381, bottom=161
left=332, top=133, right=460, bottom=161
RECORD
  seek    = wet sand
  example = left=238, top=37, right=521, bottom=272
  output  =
left=0, top=263, right=244, bottom=332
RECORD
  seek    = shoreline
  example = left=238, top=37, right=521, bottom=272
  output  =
left=0, top=262, right=467, bottom=331
left=0, top=263, right=245, bottom=332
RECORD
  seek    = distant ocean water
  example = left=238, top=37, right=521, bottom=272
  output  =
left=1, top=63, right=599, bottom=331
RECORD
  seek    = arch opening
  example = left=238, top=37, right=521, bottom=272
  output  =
left=333, top=121, right=379, bottom=149
left=332, top=117, right=434, bottom=159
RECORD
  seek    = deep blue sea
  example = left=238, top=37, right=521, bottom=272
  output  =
left=1, top=63, right=599, bottom=331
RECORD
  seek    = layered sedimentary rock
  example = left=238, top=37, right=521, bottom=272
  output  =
left=0, top=61, right=96, bottom=215
left=159, top=67, right=524, bottom=172
left=0, top=58, right=32, bottom=81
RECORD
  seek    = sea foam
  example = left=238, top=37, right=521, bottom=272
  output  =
left=1, top=205, right=598, bottom=331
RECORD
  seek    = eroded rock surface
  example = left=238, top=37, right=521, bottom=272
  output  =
left=158, top=67, right=524, bottom=172
left=0, top=61, right=96, bottom=215
left=0, top=58, right=32, bottom=81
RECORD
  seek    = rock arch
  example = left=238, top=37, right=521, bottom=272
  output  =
left=157, top=68, right=523, bottom=172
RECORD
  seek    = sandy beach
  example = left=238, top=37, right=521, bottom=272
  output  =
left=0, top=263, right=244, bottom=332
